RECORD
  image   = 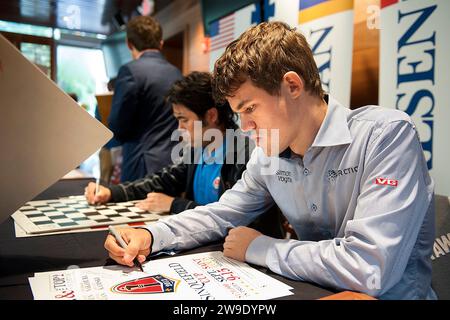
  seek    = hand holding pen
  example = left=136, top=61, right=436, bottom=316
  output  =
left=84, top=182, right=112, bottom=205
left=85, top=160, right=110, bottom=205
left=106, top=226, right=152, bottom=271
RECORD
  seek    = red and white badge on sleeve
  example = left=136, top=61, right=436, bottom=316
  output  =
left=375, top=177, right=398, bottom=187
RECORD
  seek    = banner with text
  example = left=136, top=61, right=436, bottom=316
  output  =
left=298, top=0, right=354, bottom=107
left=380, top=0, right=450, bottom=196
left=266, top=0, right=300, bottom=27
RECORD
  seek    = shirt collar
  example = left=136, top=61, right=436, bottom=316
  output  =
left=139, top=50, right=163, bottom=59
left=195, top=139, right=225, bottom=164
left=278, top=95, right=352, bottom=159
left=310, top=95, right=353, bottom=148
left=203, top=141, right=224, bottom=161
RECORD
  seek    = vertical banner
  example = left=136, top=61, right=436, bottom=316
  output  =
left=380, top=0, right=450, bottom=196
left=297, top=0, right=354, bottom=107
left=209, top=3, right=261, bottom=71
left=265, top=0, right=300, bottom=27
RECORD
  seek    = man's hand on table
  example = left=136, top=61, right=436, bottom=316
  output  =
left=223, top=226, right=262, bottom=262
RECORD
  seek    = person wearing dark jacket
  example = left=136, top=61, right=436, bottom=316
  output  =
left=108, top=16, right=182, bottom=182
left=86, top=72, right=252, bottom=215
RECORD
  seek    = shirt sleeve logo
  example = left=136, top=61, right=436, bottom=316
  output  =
left=375, top=177, right=398, bottom=187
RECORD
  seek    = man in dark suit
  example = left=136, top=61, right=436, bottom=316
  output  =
left=108, top=16, right=182, bottom=182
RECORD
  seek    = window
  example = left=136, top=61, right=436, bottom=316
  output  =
left=57, top=45, right=108, bottom=115
left=0, top=20, right=53, bottom=38
left=20, top=42, right=52, bottom=77
left=57, top=45, right=109, bottom=175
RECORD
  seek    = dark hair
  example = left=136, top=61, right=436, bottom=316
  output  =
left=126, top=16, right=162, bottom=51
left=166, top=71, right=237, bottom=129
left=107, top=78, right=116, bottom=91
left=213, top=21, right=324, bottom=103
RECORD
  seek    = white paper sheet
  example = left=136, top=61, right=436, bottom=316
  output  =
left=29, top=251, right=293, bottom=300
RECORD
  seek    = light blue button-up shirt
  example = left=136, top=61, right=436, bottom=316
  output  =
left=146, top=96, right=435, bottom=299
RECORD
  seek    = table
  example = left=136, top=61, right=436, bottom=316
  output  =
left=0, top=178, right=336, bottom=300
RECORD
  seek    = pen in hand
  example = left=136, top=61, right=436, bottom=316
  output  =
left=108, top=226, right=144, bottom=272
left=94, top=177, right=100, bottom=204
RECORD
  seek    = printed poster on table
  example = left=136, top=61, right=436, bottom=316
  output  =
left=29, top=251, right=293, bottom=300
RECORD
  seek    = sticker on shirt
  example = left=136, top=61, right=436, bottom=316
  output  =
left=213, top=177, right=221, bottom=190
left=375, top=177, right=398, bottom=187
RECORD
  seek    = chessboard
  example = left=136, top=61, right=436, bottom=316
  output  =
left=12, top=196, right=161, bottom=234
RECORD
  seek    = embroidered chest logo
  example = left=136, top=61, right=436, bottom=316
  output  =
left=327, top=166, right=358, bottom=182
left=375, top=177, right=398, bottom=187
left=276, top=170, right=293, bottom=183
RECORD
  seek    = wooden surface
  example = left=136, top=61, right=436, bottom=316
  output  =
left=350, top=39, right=379, bottom=108
left=350, top=0, right=380, bottom=109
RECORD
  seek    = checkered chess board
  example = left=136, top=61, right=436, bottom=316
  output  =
left=12, top=196, right=160, bottom=234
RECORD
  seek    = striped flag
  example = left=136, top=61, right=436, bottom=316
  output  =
left=208, top=3, right=261, bottom=70
left=299, top=0, right=353, bottom=23
left=209, top=13, right=236, bottom=52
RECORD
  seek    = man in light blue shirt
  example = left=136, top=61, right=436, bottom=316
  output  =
left=104, top=22, right=435, bottom=299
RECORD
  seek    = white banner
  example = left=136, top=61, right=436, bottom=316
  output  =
left=266, top=0, right=300, bottom=27
left=209, top=4, right=261, bottom=71
left=380, top=0, right=450, bottom=196
left=297, top=0, right=354, bottom=107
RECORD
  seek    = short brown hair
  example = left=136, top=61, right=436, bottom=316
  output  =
left=213, top=21, right=324, bottom=103
left=126, top=16, right=162, bottom=51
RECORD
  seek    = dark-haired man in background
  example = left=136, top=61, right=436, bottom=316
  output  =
left=108, top=16, right=182, bottom=182
left=88, top=72, right=248, bottom=213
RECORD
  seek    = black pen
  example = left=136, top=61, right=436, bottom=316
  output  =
left=108, top=226, right=144, bottom=272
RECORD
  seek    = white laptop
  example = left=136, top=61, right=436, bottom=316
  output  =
left=0, top=34, right=112, bottom=223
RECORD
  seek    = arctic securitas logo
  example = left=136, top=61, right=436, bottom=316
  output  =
left=327, top=166, right=358, bottom=182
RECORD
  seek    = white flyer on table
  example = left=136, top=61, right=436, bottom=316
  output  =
left=29, top=251, right=293, bottom=300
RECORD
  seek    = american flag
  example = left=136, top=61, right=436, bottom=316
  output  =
left=209, top=13, right=236, bottom=52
